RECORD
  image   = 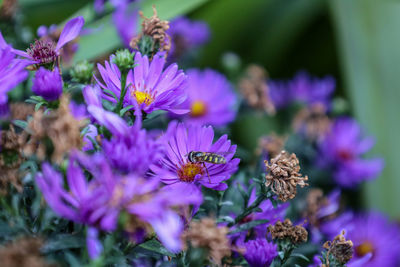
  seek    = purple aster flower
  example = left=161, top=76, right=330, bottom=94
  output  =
left=12, top=16, right=84, bottom=66
left=31, top=67, right=63, bottom=101
left=317, top=118, right=384, bottom=188
left=95, top=51, right=189, bottom=114
left=269, top=71, right=335, bottom=110
left=112, top=4, right=138, bottom=47
left=167, top=16, right=210, bottom=61
left=150, top=121, right=240, bottom=191
left=0, top=32, right=29, bottom=111
left=87, top=105, right=163, bottom=175
left=175, top=69, right=236, bottom=127
left=243, top=238, right=278, bottom=267
left=36, top=151, right=202, bottom=257
left=325, top=212, right=400, bottom=267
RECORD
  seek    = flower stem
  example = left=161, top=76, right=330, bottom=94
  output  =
left=115, top=71, right=128, bottom=114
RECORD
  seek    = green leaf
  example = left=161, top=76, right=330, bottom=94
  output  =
left=291, top=253, right=310, bottom=262
left=73, top=0, right=210, bottom=63
left=139, top=239, right=175, bottom=257
left=103, top=89, right=119, bottom=102
left=12, top=120, right=28, bottom=130
left=228, top=219, right=269, bottom=234
left=120, top=105, right=134, bottom=116
left=35, top=102, right=45, bottom=111
left=41, top=234, right=84, bottom=253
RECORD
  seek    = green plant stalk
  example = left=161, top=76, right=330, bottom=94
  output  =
left=229, top=194, right=266, bottom=226
left=115, top=72, right=128, bottom=114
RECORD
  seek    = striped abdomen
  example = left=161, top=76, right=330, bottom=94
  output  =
left=201, top=152, right=227, bottom=164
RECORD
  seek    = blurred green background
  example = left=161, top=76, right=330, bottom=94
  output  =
left=8, top=0, right=400, bottom=217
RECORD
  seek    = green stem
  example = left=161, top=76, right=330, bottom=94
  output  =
left=115, top=71, right=128, bottom=114
left=229, top=194, right=266, bottom=226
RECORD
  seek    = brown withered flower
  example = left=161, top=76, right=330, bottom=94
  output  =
left=256, top=134, right=286, bottom=159
left=0, top=0, right=18, bottom=19
left=22, top=95, right=86, bottom=163
left=9, top=102, right=35, bottom=121
left=292, top=104, right=331, bottom=141
left=303, top=189, right=339, bottom=227
left=265, top=150, right=308, bottom=202
left=0, top=237, right=56, bottom=267
left=238, top=64, right=275, bottom=115
left=268, top=219, right=308, bottom=244
left=0, top=125, right=25, bottom=195
left=323, top=230, right=353, bottom=265
left=130, top=6, right=171, bottom=58
left=183, top=217, right=231, bottom=265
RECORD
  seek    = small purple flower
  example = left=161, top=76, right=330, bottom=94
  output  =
left=269, top=71, right=335, bottom=110
left=0, top=33, right=29, bottom=111
left=150, top=121, right=240, bottom=191
left=317, top=118, right=384, bottom=188
left=243, top=238, right=278, bottom=267
left=12, top=16, right=84, bottom=66
left=167, top=16, right=210, bottom=61
left=83, top=84, right=103, bottom=108
left=176, top=69, right=236, bottom=127
left=36, top=151, right=202, bottom=257
left=88, top=105, right=164, bottom=175
left=95, top=51, right=189, bottom=114
left=112, top=4, right=138, bottom=47
left=32, top=67, right=63, bottom=101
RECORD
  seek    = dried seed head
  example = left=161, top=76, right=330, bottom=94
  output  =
left=268, top=219, right=308, bottom=244
left=130, top=6, right=171, bottom=58
left=0, top=237, right=55, bottom=267
left=265, top=151, right=308, bottom=202
left=22, top=95, right=86, bottom=163
left=238, top=64, right=275, bottom=114
left=9, top=103, right=35, bottom=121
left=183, top=217, right=231, bottom=265
left=323, top=230, right=353, bottom=264
left=256, top=134, right=286, bottom=159
left=0, top=125, right=25, bottom=195
left=292, top=104, right=331, bottom=141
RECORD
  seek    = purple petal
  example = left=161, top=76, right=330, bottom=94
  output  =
left=56, top=16, right=85, bottom=51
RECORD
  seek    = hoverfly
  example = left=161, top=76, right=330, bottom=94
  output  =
left=187, top=151, right=232, bottom=182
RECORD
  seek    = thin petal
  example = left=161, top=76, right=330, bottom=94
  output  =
left=56, top=16, right=85, bottom=51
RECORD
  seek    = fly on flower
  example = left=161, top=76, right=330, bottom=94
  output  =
left=186, top=151, right=234, bottom=182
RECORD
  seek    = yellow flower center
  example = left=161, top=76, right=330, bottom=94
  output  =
left=132, top=91, right=154, bottom=106
left=177, top=162, right=204, bottom=182
left=355, top=241, right=374, bottom=257
left=190, top=100, right=207, bottom=117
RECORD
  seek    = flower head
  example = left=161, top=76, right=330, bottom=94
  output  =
left=96, top=51, right=189, bottom=114
left=176, top=69, right=236, bottom=126
left=317, top=118, right=384, bottom=188
left=12, top=16, right=84, bottom=66
left=32, top=67, right=63, bottom=101
left=269, top=71, right=335, bottom=110
left=327, top=212, right=400, bottom=267
left=265, top=151, right=309, bottom=202
left=150, top=121, right=240, bottom=190
left=243, top=238, right=278, bottom=267
left=167, top=16, right=210, bottom=61
left=268, top=219, right=308, bottom=244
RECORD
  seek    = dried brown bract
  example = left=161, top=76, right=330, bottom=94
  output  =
left=292, top=104, right=331, bottom=141
left=256, top=134, right=286, bottom=159
left=238, top=64, right=275, bottom=114
left=323, top=230, right=353, bottom=265
left=0, top=125, right=25, bottom=195
left=22, top=96, right=86, bottom=163
left=183, top=217, right=231, bottom=266
left=9, top=102, right=35, bottom=121
left=268, top=219, right=308, bottom=244
left=130, top=6, right=171, bottom=58
left=0, top=237, right=56, bottom=267
left=265, top=150, right=308, bottom=201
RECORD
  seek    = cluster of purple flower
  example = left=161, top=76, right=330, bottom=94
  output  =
left=0, top=3, right=399, bottom=266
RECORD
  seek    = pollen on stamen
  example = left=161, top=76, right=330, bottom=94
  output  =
left=131, top=90, right=154, bottom=106
left=190, top=100, right=207, bottom=117
left=177, top=162, right=204, bottom=182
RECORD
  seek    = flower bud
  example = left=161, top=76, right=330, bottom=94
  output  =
left=70, top=60, right=94, bottom=84
left=113, top=49, right=134, bottom=70
left=32, top=67, right=63, bottom=101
